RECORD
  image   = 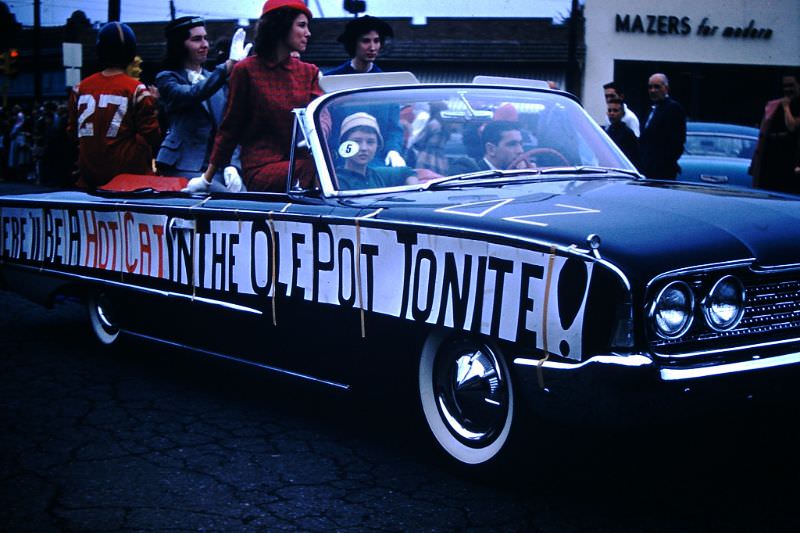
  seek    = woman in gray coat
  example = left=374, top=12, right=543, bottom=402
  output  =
left=155, top=16, right=250, bottom=191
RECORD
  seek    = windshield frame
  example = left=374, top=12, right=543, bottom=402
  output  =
left=304, top=83, right=637, bottom=198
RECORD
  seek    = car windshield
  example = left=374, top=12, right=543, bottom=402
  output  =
left=313, top=86, right=635, bottom=193
left=684, top=133, right=757, bottom=159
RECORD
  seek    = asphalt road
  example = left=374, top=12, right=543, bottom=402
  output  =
left=2, top=181, right=800, bottom=532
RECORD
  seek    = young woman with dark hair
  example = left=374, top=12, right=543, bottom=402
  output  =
left=155, top=16, right=250, bottom=191
left=326, top=15, right=394, bottom=75
left=187, top=0, right=323, bottom=193
left=323, top=15, right=405, bottom=168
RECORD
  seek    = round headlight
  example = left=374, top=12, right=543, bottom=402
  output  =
left=703, top=275, right=745, bottom=331
left=651, top=281, right=695, bottom=339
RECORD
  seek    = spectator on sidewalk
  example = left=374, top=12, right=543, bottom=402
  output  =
left=0, top=106, right=9, bottom=181
left=749, top=73, right=800, bottom=194
left=639, top=73, right=686, bottom=179
left=603, top=81, right=640, bottom=137
left=604, top=97, right=640, bottom=170
left=7, top=107, right=32, bottom=182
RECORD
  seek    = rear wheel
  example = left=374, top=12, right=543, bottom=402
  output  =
left=418, top=332, right=515, bottom=466
left=87, top=291, right=120, bottom=345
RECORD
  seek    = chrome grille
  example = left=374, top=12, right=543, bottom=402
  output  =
left=652, top=273, right=800, bottom=353
left=746, top=280, right=800, bottom=327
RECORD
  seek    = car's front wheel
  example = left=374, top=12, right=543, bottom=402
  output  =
left=87, top=291, right=120, bottom=345
left=418, top=332, right=516, bottom=466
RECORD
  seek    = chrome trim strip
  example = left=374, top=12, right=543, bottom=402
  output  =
left=360, top=207, right=384, bottom=219
left=0, top=199, right=597, bottom=264
left=654, top=336, right=800, bottom=359
left=686, top=132, right=755, bottom=141
left=645, top=258, right=755, bottom=290
left=3, top=203, right=631, bottom=314
left=1, top=200, right=633, bottom=310
left=326, top=216, right=633, bottom=293
left=3, top=206, right=603, bottom=268
left=659, top=351, right=800, bottom=381
left=514, top=354, right=653, bottom=370
left=5, top=263, right=263, bottom=315
left=601, top=258, right=631, bottom=292
left=751, top=263, right=800, bottom=273
left=10, top=199, right=623, bottom=271
left=188, top=295, right=263, bottom=314
left=124, top=330, right=350, bottom=390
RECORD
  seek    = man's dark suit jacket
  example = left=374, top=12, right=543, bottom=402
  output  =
left=639, top=97, right=686, bottom=179
left=449, top=156, right=491, bottom=174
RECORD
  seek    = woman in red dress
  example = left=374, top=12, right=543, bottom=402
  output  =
left=187, top=0, right=322, bottom=192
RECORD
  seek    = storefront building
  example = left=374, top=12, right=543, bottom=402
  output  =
left=1, top=14, right=579, bottom=102
left=583, top=0, right=800, bottom=127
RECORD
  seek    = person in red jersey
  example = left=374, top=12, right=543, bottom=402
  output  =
left=67, top=22, right=161, bottom=188
left=188, top=0, right=322, bottom=193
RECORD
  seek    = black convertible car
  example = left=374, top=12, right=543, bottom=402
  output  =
left=2, top=75, right=799, bottom=468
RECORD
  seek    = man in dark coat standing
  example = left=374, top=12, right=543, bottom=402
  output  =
left=639, top=73, right=686, bottom=179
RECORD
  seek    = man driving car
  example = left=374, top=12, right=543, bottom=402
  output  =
left=450, top=120, right=528, bottom=174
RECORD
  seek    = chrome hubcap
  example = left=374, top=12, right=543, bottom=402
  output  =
left=94, top=293, right=116, bottom=331
left=434, top=343, right=508, bottom=446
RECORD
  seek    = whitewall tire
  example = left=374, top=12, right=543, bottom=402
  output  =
left=418, top=331, right=515, bottom=466
left=87, top=292, right=120, bottom=345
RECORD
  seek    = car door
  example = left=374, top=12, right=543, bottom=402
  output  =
left=166, top=191, right=367, bottom=384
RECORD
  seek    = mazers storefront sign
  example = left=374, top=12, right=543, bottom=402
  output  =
left=615, top=14, right=773, bottom=40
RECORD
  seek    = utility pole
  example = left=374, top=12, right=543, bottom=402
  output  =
left=1, top=3, right=22, bottom=106
left=109, top=0, right=121, bottom=22
left=566, top=0, right=581, bottom=98
left=170, top=0, right=176, bottom=20
left=33, top=0, right=41, bottom=101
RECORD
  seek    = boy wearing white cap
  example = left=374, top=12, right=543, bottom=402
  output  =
left=335, top=112, right=415, bottom=190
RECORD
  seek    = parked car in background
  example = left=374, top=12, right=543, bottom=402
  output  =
left=677, top=122, right=758, bottom=188
left=2, top=76, right=800, bottom=470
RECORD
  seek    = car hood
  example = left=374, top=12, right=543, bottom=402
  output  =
left=355, top=177, right=800, bottom=284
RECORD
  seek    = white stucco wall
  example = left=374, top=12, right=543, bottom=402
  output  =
left=583, top=0, right=800, bottom=121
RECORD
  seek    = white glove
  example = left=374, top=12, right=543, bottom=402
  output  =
left=183, top=176, right=212, bottom=193
left=384, top=150, right=406, bottom=167
left=228, top=28, right=252, bottom=62
left=223, top=166, right=244, bottom=192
